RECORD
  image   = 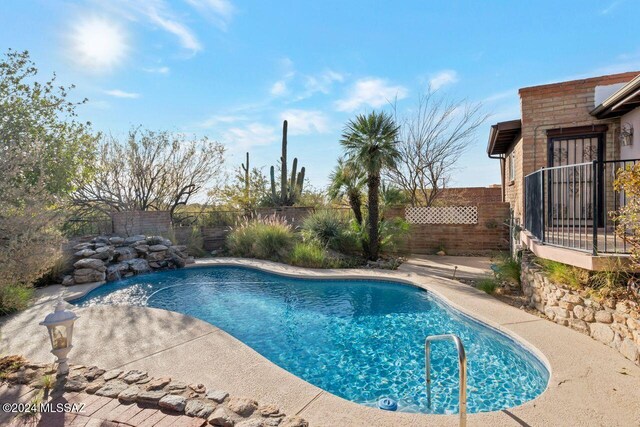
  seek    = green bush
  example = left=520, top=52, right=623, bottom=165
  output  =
left=0, top=284, right=34, bottom=315
left=301, top=210, right=359, bottom=253
left=289, top=242, right=328, bottom=268
left=476, top=278, right=498, bottom=294
left=494, top=256, right=521, bottom=284
left=537, top=258, right=588, bottom=289
left=226, top=215, right=295, bottom=261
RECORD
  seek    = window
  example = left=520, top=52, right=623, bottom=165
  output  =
left=508, top=151, right=515, bottom=182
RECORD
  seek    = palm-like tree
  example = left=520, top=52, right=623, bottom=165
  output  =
left=328, top=158, right=366, bottom=225
left=340, top=111, right=400, bottom=260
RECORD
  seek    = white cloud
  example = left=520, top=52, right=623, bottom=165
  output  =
left=185, top=0, right=235, bottom=30
left=103, top=89, right=141, bottom=98
left=143, top=66, right=170, bottom=74
left=280, top=109, right=330, bottom=135
left=270, top=81, right=288, bottom=96
left=69, top=16, right=129, bottom=72
left=93, top=0, right=204, bottom=54
left=300, top=70, right=344, bottom=98
left=335, top=78, right=408, bottom=112
left=600, top=0, right=623, bottom=15
left=198, top=114, right=246, bottom=128
left=429, top=70, right=459, bottom=90
left=147, top=11, right=202, bottom=52
left=223, top=123, right=278, bottom=148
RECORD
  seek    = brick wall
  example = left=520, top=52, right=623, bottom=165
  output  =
left=388, top=202, right=510, bottom=255
left=506, top=71, right=639, bottom=223
left=112, top=211, right=172, bottom=236
left=434, top=186, right=502, bottom=205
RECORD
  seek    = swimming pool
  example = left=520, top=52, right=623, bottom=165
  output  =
left=72, top=265, right=549, bottom=414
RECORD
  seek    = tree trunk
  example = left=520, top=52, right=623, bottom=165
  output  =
left=368, top=173, right=380, bottom=261
left=347, top=190, right=363, bottom=225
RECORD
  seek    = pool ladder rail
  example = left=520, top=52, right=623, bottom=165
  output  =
left=425, top=334, right=467, bottom=427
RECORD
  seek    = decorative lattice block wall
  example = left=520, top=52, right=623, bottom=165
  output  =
left=405, top=206, right=478, bottom=225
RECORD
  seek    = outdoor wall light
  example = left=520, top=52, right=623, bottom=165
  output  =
left=620, top=123, right=634, bottom=147
left=40, top=297, right=78, bottom=375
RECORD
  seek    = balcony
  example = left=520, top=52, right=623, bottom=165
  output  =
left=523, top=159, right=639, bottom=269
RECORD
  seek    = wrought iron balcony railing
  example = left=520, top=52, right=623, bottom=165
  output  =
left=524, top=159, right=639, bottom=255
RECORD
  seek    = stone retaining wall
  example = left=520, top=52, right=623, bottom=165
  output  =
left=521, top=252, right=640, bottom=365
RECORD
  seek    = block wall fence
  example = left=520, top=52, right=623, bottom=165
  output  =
left=107, top=187, right=509, bottom=255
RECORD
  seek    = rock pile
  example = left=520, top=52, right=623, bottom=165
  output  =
left=63, top=235, right=194, bottom=286
left=4, top=360, right=308, bottom=427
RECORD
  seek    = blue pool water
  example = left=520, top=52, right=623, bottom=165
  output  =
left=72, top=266, right=549, bottom=414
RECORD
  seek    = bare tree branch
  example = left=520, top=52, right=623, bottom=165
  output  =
left=386, top=89, right=489, bottom=206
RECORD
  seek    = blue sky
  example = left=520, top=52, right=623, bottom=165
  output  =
left=1, top=0, right=639, bottom=189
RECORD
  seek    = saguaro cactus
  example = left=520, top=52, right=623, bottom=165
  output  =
left=241, top=152, right=250, bottom=199
left=270, top=120, right=305, bottom=206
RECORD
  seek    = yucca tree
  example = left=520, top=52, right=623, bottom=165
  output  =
left=328, top=158, right=366, bottom=225
left=340, top=111, right=400, bottom=260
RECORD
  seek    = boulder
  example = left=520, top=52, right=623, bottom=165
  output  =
left=185, top=399, right=216, bottom=418
left=206, top=390, right=229, bottom=403
left=103, top=369, right=123, bottom=381
left=159, top=394, right=187, bottom=412
left=122, top=370, right=148, bottom=384
left=73, top=242, right=93, bottom=251
left=73, top=258, right=106, bottom=271
left=106, top=263, right=129, bottom=281
left=208, top=406, right=237, bottom=427
left=74, top=249, right=96, bottom=258
left=280, top=415, right=308, bottom=427
left=126, top=259, right=151, bottom=274
left=146, top=377, right=171, bottom=391
left=590, top=323, right=614, bottom=344
left=137, top=390, right=167, bottom=404
left=147, top=251, right=167, bottom=262
left=74, top=268, right=106, bottom=284
left=124, top=235, right=147, bottom=245
left=62, top=275, right=75, bottom=287
left=92, top=236, right=110, bottom=245
left=118, top=386, right=140, bottom=403
left=114, top=247, right=136, bottom=262
left=134, top=244, right=150, bottom=254
left=95, top=381, right=129, bottom=398
left=171, top=253, right=187, bottom=268
left=90, top=246, right=114, bottom=261
left=83, top=366, right=105, bottom=381
left=109, top=236, right=125, bottom=245
left=227, top=397, right=258, bottom=417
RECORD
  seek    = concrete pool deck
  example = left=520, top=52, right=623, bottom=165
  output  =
left=1, top=258, right=639, bottom=426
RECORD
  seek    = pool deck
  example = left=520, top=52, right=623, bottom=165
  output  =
left=1, top=258, right=639, bottom=426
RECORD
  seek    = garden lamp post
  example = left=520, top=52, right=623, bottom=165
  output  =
left=40, top=297, right=78, bottom=375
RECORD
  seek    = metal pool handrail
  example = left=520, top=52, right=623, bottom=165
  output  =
left=425, top=334, right=467, bottom=427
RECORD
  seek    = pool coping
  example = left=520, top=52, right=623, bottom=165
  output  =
left=5, top=258, right=640, bottom=426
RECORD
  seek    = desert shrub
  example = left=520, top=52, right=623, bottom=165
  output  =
left=0, top=285, right=34, bottom=315
left=494, top=256, right=521, bottom=285
left=379, top=217, right=410, bottom=254
left=477, top=278, right=498, bottom=294
left=537, top=259, right=589, bottom=289
left=587, top=258, right=632, bottom=298
left=226, top=215, right=295, bottom=261
left=289, top=241, right=328, bottom=268
left=350, top=215, right=409, bottom=257
left=301, top=210, right=359, bottom=253
left=613, top=164, right=640, bottom=269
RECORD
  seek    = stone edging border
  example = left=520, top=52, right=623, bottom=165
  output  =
left=3, top=359, right=308, bottom=427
